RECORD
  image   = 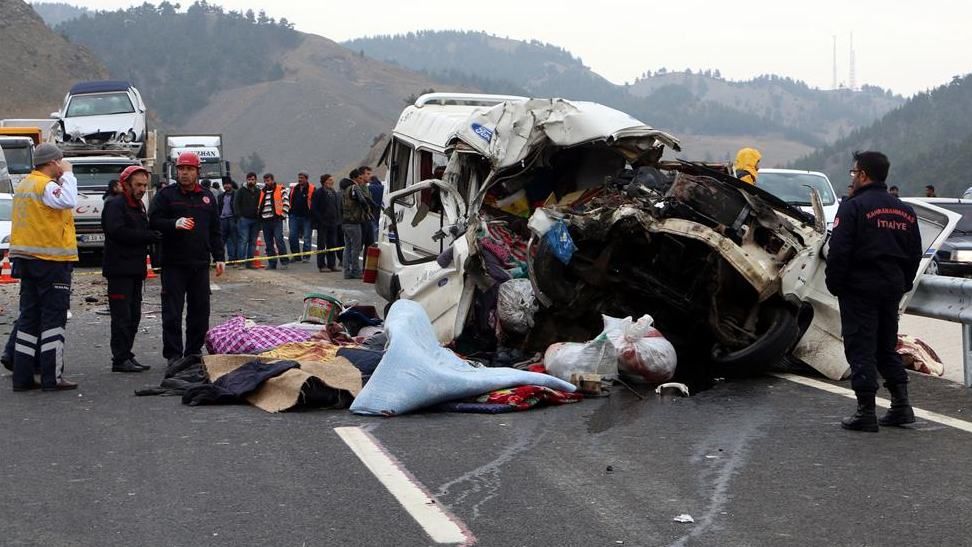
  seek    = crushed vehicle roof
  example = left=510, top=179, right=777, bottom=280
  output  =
left=68, top=81, right=134, bottom=95
left=451, top=98, right=681, bottom=170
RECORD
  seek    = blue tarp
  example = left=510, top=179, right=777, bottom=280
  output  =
left=68, top=80, right=133, bottom=95
left=350, top=300, right=575, bottom=416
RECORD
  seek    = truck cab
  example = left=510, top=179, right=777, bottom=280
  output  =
left=71, top=155, right=145, bottom=249
left=0, top=136, right=34, bottom=192
left=163, top=135, right=229, bottom=188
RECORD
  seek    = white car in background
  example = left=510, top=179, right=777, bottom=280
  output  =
left=0, top=193, right=12, bottom=258
left=52, top=80, right=147, bottom=156
left=756, top=168, right=840, bottom=230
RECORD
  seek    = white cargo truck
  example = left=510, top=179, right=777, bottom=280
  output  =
left=163, top=134, right=229, bottom=189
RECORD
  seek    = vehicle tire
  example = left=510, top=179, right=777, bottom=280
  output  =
left=711, top=302, right=800, bottom=376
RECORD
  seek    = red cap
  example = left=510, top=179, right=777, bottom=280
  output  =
left=118, top=165, right=150, bottom=186
left=176, top=151, right=200, bottom=169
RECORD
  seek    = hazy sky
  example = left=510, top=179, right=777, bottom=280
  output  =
left=69, top=0, right=971, bottom=96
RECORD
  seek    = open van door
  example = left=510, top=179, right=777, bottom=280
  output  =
left=783, top=198, right=961, bottom=380
left=900, top=199, right=962, bottom=309
left=384, top=178, right=476, bottom=343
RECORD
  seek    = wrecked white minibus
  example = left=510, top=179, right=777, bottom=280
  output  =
left=373, top=97, right=958, bottom=380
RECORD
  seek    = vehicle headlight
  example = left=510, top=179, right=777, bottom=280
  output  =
left=951, top=250, right=972, bottom=262
left=126, top=129, right=137, bottom=142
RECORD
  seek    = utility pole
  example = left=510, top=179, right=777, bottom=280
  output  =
left=849, top=32, right=857, bottom=91
left=832, top=35, right=838, bottom=90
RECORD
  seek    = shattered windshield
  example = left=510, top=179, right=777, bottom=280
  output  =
left=66, top=92, right=135, bottom=117
left=756, top=172, right=836, bottom=206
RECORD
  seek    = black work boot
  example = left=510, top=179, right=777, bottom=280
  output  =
left=879, top=383, right=916, bottom=426
left=841, top=392, right=879, bottom=432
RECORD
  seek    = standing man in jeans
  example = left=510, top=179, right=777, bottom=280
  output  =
left=258, top=173, right=290, bottom=270
left=218, top=178, right=239, bottom=267
left=342, top=168, right=374, bottom=279
left=9, top=143, right=79, bottom=392
left=149, top=152, right=225, bottom=367
left=233, top=172, right=261, bottom=268
left=311, top=174, right=342, bottom=272
left=288, top=172, right=315, bottom=263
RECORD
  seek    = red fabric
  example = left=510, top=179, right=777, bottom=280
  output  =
left=477, top=385, right=582, bottom=410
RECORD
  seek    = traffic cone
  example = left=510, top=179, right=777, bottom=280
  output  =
left=145, top=254, right=157, bottom=279
left=0, top=255, right=17, bottom=284
left=252, top=235, right=266, bottom=269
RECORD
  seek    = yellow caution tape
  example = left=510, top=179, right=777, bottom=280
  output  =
left=73, top=246, right=348, bottom=276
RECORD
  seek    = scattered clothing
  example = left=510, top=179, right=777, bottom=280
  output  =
left=260, top=341, right=340, bottom=363
left=897, top=334, right=945, bottom=376
left=182, top=360, right=298, bottom=406
left=205, top=316, right=312, bottom=355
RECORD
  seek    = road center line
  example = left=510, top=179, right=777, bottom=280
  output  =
left=771, top=373, right=972, bottom=433
left=334, top=426, right=475, bottom=546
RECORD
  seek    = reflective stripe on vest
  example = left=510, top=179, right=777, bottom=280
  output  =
left=10, top=171, right=78, bottom=262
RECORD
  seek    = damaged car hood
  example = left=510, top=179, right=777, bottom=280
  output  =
left=452, top=98, right=681, bottom=171
left=64, top=114, right=138, bottom=140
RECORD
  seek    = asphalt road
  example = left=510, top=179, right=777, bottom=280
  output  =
left=2, top=261, right=972, bottom=546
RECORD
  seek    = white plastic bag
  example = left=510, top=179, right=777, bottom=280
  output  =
left=604, top=314, right=677, bottom=384
left=497, top=279, right=538, bottom=334
left=545, top=331, right=618, bottom=382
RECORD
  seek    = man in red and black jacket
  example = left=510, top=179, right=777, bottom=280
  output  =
left=149, top=152, right=224, bottom=367
left=101, top=165, right=162, bottom=373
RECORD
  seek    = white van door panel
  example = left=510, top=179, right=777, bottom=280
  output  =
left=783, top=199, right=960, bottom=380
left=385, top=179, right=472, bottom=343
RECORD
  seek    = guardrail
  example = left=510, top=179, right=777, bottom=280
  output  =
left=905, top=274, right=972, bottom=387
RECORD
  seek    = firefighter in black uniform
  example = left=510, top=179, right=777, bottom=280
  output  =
left=825, top=151, right=923, bottom=432
left=101, top=165, right=162, bottom=372
left=149, top=152, right=224, bottom=366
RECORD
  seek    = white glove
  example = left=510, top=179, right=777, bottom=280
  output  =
left=175, top=217, right=195, bottom=230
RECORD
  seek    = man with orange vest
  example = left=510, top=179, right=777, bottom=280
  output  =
left=258, top=173, right=290, bottom=269
left=9, top=143, right=79, bottom=392
left=288, top=172, right=315, bottom=263
left=149, top=151, right=224, bottom=367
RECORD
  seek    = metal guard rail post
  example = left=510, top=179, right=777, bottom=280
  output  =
left=905, top=274, right=972, bottom=387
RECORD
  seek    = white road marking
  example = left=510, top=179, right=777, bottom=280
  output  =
left=335, top=426, right=475, bottom=545
left=772, top=373, right=972, bottom=434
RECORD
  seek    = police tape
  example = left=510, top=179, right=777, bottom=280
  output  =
left=73, top=246, right=347, bottom=276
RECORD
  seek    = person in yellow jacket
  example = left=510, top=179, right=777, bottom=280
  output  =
left=733, top=147, right=762, bottom=185
left=9, top=143, right=79, bottom=392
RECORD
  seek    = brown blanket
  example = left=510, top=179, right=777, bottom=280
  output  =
left=203, top=354, right=363, bottom=413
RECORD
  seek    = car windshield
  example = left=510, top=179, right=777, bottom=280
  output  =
left=0, top=145, right=32, bottom=174
left=937, top=203, right=972, bottom=234
left=0, top=199, right=12, bottom=221
left=73, top=163, right=131, bottom=190
left=66, top=92, right=135, bottom=117
left=756, top=172, right=837, bottom=206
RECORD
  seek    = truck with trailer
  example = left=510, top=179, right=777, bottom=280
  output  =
left=162, top=134, right=229, bottom=189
